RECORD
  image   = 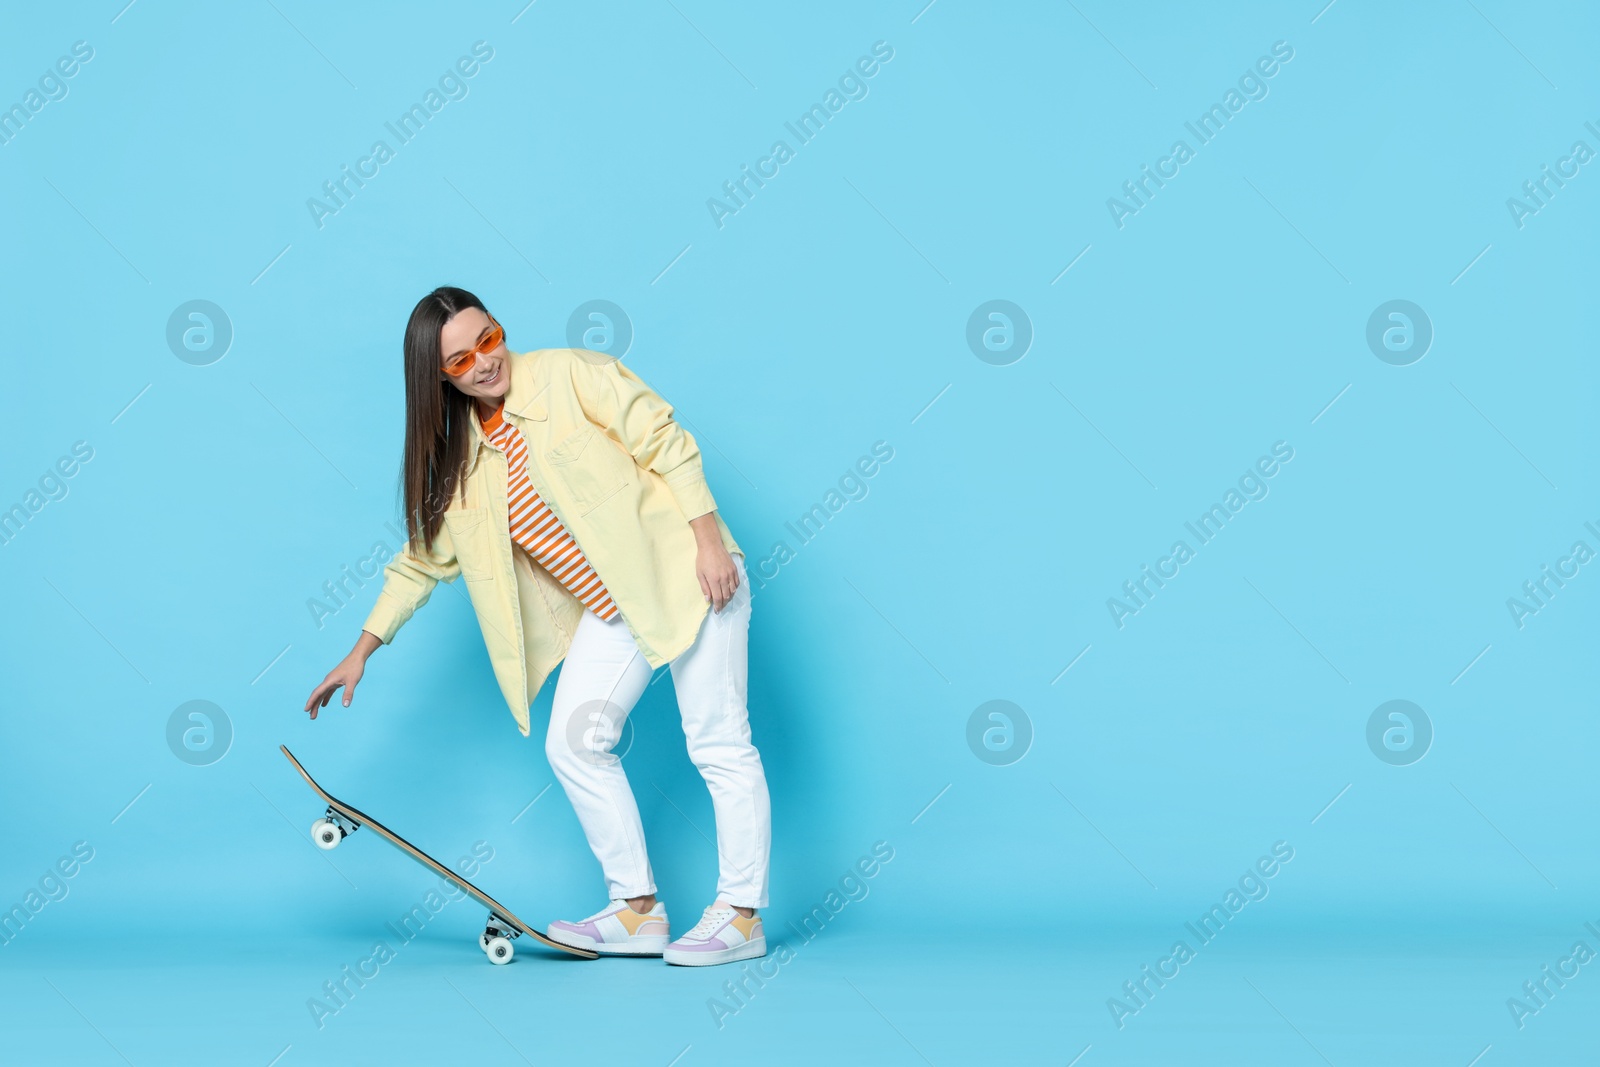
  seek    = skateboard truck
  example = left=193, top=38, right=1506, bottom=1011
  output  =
left=479, top=913, right=519, bottom=964
left=310, top=806, right=360, bottom=850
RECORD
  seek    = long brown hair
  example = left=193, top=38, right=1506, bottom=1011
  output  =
left=399, top=286, right=489, bottom=554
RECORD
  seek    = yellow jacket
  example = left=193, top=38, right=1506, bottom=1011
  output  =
left=361, top=347, right=742, bottom=737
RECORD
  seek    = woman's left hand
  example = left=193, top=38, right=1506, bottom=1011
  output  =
left=695, top=541, right=740, bottom=612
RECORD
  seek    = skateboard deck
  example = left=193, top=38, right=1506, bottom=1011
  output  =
left=280, top=745, right=597, bottom=963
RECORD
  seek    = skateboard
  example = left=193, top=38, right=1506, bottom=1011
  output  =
left=280, top=745, right=597, bottom=965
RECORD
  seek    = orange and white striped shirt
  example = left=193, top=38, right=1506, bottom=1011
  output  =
left=479, top=404, right=620, bottom=621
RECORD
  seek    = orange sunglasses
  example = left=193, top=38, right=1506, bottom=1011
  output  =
left=442, top=316, right=505, bottom=377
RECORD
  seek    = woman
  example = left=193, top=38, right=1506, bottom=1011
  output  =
left=304, top=286, right=771, bottom=967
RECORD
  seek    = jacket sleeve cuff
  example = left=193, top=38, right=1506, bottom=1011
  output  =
left=362, top=592, right=413, bottom=645
left=663, top=462, right=718, bottom=522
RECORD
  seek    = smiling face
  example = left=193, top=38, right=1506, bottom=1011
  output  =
left=438, top=307, right=511, bottom=411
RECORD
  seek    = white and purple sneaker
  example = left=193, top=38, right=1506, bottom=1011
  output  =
left=546, top=899, right=670, bottom=956
left=663, top=902, right=766, bottom=967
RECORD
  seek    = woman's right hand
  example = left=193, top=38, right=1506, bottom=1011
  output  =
left=305, top=631, right=382, bottom=719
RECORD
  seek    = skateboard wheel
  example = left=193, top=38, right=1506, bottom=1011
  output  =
left=311, top=818, right=343, bottom=850
left=485, top=936, right=514, bottom=965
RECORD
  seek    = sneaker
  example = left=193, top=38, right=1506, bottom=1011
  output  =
left=546, top=899, right=670, bottom=956
left=663, top=902, right=766, bottom=967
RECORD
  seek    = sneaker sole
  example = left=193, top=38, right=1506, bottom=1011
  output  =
left=544, top=928, right=669, bottom=957
left=664, top=938, right=767, bottom=967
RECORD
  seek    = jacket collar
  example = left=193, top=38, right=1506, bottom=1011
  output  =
left=464, top=348, right=550, bottom=475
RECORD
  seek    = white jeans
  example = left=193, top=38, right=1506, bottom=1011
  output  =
left=545, top=551, right=771, bottom=909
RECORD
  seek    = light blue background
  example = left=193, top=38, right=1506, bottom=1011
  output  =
left=2, top=1, right=1595, bottom=1064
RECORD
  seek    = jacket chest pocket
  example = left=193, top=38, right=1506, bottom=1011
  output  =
left=544, top=424, right=632, bottom=514
left=443, top=507, right=492, bottom=581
